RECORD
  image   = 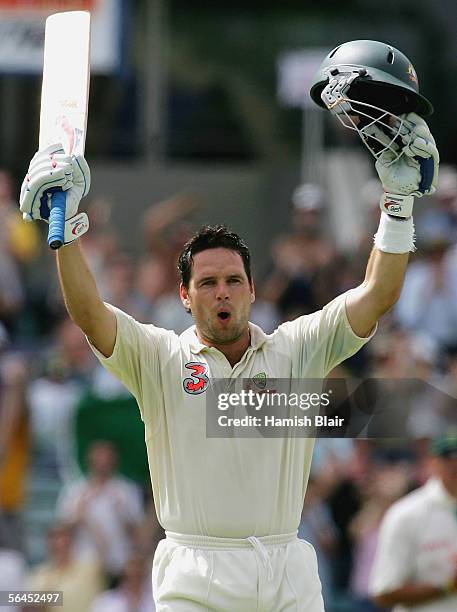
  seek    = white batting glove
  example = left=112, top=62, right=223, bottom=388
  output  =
left=376, top=112, right=439, bottom=218
left=20, top=144, right=91, bottom=242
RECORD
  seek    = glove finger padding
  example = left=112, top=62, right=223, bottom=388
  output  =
left=376, top=113, right=439, bottom=199
left=71, top=154, right=91, bottom=198
left=399, top=113, right=439, bottom=195
left=20, top=146, right=91, bottom=224
left=20, top=143, right=73, bottom=221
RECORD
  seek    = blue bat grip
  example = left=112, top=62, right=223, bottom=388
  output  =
left=47, top=189, right=67, bottom=250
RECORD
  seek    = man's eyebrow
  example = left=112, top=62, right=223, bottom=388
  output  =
left=196, top=273, right=244, bottom=283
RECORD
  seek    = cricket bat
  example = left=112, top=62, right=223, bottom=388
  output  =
left=39, top=11, right=91, bottom=250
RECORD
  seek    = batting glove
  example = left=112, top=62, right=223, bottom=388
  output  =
left=20, top=143, right=91, bottom=243
left=376, top=112, right=439, bottom=218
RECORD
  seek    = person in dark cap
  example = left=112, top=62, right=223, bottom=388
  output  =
left=369, top=431, right=457, bottom=611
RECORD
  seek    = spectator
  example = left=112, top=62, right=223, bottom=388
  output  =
left=298, top=477, right=337, bottom=604
left=349, top=462, right=410, bottom=611
left=99, top=253, right=137, bottom=314
left=291, top=183, right=328, bottom=236
left=28, top=319, right=95, bottom=481
left=369, top=432, right=457, bottom=610
left=91, top=552, right=154, bottom=612
left=56, top=441, right=144, bottom=580
left=394, top=226, right=457, bottom=350
left=0, top=530, right=27, bottom=612
left=26, top=522, right=104, bottom=612
left=81, top=196, right=119, bottom=287
left=419, top=165, right=457, bottom=234
left=262, top=233, right=319, bottom=319
left=136, top=194, right=200, bottom=333
left=0, top=169, right=40, bottom=265
left=0, top=353, right=29, bottom=553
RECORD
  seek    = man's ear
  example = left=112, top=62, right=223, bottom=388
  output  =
left=250, top=280, right=256, bottom=304
left=180, top=282, right=191, bottom=310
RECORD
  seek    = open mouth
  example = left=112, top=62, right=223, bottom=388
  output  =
left=217, top=311, right=231, bottom=321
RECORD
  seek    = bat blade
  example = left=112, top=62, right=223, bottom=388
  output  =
left=40, top=11, right=91, bottom=249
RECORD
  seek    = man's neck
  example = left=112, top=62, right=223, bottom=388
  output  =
left=90, top=474, right=111, bottom=486
left=198, top=328, right=251, bottom=368
left=439, top=477, right=457, bottom=501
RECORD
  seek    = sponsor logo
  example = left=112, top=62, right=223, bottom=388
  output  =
left=384, top=201, right=402, bottom=214
left=71, top=221, right=88, bottom=236
left=183, top=362, right=209, bottom=394
left=407, top=63, right=418, bottom=84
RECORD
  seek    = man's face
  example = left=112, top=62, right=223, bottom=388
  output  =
left=180, top=248, right=255, bottom=345
left=88, top=442, right=117, bottom=477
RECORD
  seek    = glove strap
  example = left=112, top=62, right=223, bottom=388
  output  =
left=380, top=192, right=414, bottom=218
left=63, top=212, right=89, bottom=245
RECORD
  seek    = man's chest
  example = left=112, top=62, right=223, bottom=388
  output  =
left=413, top=506, right=457, bottom=582
left=156, top=347, right=296, bottom=436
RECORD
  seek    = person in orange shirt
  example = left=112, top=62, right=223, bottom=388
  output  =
left=0, top=353, right=29, bottom=553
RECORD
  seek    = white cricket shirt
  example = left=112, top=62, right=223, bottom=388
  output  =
left=90, top=291, right=373, bottom=538
left=370, top=477, right=457, bottom=612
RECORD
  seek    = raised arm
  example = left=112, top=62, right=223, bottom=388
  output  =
left=56, top=241, right=116, bottom=357
left=20, top=146, right=116, bottom=357
left=346, top=248, right=408, bottom=338
left=346, top=113, right=439, bottom=338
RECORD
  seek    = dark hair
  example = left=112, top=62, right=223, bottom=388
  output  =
left=178, top=225, right=252, bottom=289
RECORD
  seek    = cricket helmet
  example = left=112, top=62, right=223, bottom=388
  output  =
left=310, top=40, right=433, bottom=117
left=309, top=40, right=433, bottom=163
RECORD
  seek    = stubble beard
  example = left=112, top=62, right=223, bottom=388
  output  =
left=205, top=319, right=245, bottom=345
left=197, top=309, right=249, bottom=346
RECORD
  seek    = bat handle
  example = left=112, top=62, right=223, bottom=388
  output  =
left=47, top=189, right=67, bottom=250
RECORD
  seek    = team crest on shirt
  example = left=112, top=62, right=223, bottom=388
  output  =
left=183, top=362, right=209, bottom=394
left=252, top=372, right=267, bottom=389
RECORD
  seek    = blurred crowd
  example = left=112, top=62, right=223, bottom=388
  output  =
left=0, top=163, right=456, bottom=612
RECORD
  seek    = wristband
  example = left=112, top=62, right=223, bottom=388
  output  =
left=63, top=212, right=89, bottom=245
left=380, top=192, right=414, bottom=218
left=374, top=212, right=416, bottom=254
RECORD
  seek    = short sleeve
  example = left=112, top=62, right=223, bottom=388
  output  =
left=369, top=504, right=415, bottom=595
left=279, top=291, right=376, bottom=377
left=87, top=304, right=177, bottom=421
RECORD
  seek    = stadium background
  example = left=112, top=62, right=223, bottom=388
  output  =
left=0, top=0, right=456, bottom=610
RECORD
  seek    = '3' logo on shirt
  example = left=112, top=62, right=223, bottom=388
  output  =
left=183, top=362, right=209, bottom=394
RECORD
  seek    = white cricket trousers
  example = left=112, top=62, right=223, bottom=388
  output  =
left=152, top=531, right=325, bottom=611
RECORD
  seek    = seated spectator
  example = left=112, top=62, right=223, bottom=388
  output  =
left=26, top=522, right=104, bottom=612
left=91, top=552, right=154, bottom=612
left=56, top=441, right=144, bottom=581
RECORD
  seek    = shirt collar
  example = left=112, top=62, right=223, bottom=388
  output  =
left=180, top=322, right=269, bottom=355
left=425, top=477, right=457, bottom=509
